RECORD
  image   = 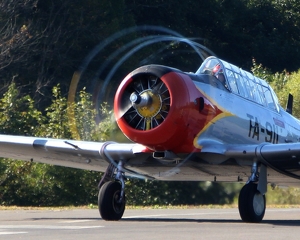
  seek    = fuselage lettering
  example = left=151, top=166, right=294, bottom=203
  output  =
left=247, top=114, right=259, bottom=140
left=248, top=114, right=278, bottom=144
left=265, top=122, right=272, bottom=142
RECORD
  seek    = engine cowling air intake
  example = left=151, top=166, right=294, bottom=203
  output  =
left=114, top=65, right=206, bottom=153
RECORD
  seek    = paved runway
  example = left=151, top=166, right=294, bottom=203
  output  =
left=1, top=207, right=300, bottom=239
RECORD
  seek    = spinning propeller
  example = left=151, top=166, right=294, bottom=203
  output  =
left=120, top=74, right=170, bottom=130
left=69, top=25, right=216, bottom=177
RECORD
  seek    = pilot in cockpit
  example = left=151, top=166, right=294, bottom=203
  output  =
left=212, top=64, right=227, bottom=89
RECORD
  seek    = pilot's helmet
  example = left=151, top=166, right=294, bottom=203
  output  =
left=212, top=64, right=225, bottom=83
left=212, top=64, right=222, bottom=74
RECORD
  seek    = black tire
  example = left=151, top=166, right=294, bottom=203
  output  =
left=98, top=181, right=125, bottom=221
left=238, top=182, right=266, bottom=223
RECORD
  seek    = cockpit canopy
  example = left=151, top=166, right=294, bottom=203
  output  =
left=196, top=56, right=279, bottom=112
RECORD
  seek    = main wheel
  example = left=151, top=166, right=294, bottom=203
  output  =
left=98, top=181, right=125, bottom=221
left=238, top=182, right=266, bottom=223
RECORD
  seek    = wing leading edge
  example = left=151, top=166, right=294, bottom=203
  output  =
left=0, top=134, right=150, bottom=173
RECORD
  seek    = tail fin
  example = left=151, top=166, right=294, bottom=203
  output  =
left=286, top=93, right=293, bottom=115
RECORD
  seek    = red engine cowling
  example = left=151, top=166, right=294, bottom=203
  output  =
left=114, top=65, right=206, bottom=153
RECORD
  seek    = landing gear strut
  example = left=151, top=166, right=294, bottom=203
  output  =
left=98, top=161, right=126, bottom=221
left=238, top=162, right=267, bottom=223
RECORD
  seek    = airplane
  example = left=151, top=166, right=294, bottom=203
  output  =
left=0, top=55, right=300, bottom=223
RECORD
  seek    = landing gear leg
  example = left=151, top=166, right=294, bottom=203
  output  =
left=98, top=161, right=126, bottom=221
left=238, top=162, right=266, bottom=223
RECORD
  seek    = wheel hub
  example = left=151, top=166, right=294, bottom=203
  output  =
left=253, top=193, right=265, bottom=215
left=112, top=190, right=124, bottom=214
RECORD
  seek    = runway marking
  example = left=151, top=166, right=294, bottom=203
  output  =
left=122, top=208, right=300, bottom=219
left=123, top=211, right=237, bottom=219
left=59, top=220, right=95, bottom=223
left=0, top=225, right=103, bottom=230
left=0, top=231, right=27, bottom=235
left=267, top=209, right=300, bottom=212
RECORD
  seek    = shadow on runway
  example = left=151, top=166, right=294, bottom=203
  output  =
left=121, top=217, right=300, bottom=226
left=29, top=216, right=300, bottom=226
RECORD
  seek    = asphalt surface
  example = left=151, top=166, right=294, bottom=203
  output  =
left=1, top=207, right=300, bottom=239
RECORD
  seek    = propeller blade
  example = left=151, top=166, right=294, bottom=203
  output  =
left=118, top=90, right=134, bottom=118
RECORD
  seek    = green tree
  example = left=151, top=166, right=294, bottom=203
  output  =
left=0, top=82, right=47, bottom=205
left=0, top=84, right=110, bottom=206
left=0, top=82, right=43, bottom=135
left=274, top=70, right=300, bottom=118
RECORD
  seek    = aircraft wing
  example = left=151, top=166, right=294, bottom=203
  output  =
left=200, top=140, right=300, bottom=180
left=1, top=134, right=300, bottom=183
left=0, top=134, right=152, bottom=177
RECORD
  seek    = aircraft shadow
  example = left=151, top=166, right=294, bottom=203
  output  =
left=121, top=217, right=300, bottom=226
left=28, top=217, right=300, bottom=226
